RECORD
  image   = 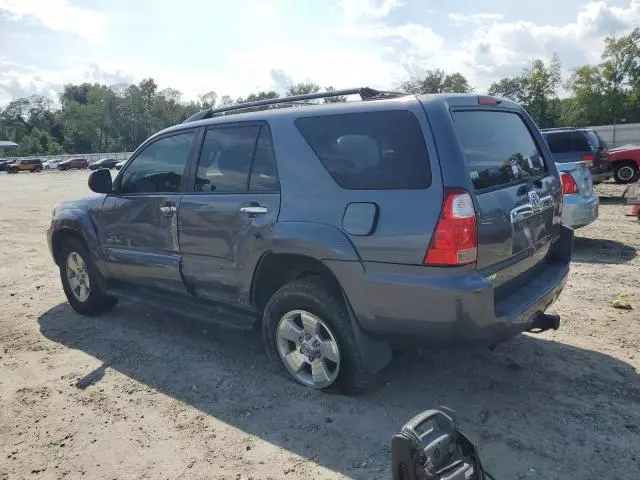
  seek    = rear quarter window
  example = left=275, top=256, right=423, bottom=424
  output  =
left=295, top=110, right=431, bottom=190
left=452, top=111, right=547, bottom=191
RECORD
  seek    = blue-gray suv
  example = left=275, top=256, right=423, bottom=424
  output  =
left=48, top=88, right=573, bottom=392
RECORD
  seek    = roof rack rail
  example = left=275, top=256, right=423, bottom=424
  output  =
left=183, top=87, right=406, bottom=123
left=540, top=127, right=578, bottom=132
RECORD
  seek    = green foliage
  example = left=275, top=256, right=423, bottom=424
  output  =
left=323, top=86, right=347, bottom=103
left=400, top=69, right=472, bottom=94
left=488, top=56, right=562, bottom=128
left=286, top=83, right=320, bottom=96
left=2, top=31, right=639, bottom=158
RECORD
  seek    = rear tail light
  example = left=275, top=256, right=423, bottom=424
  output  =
left=581, top=154, right=593, bottom=167
left=560, top=172, right=579, bottom=194
left=425, top=188, right=477, bottom=266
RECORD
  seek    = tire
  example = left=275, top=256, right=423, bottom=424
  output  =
left=262, top=277, right=372, bottom=393
left=59, top=237, right=117, bottom=316
left=614, top=162, right=639, bottom=184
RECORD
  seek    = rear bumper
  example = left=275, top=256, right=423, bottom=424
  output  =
left=327, top=226, right=573, bottom=346
left=562, top=193, right=599, bottom=229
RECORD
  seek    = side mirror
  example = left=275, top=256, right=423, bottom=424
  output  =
left=88, top=169, right=113, bottom=194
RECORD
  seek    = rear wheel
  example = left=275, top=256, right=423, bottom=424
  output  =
left=59, top=238, right=117, bottom=316
left=614, top=162, right=638, bottom=184
left=262, top=277, right=371, bottom=393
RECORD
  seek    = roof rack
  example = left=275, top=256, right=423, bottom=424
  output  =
left=183, top=87, right=406, bottom=123
left=540, top=127, right=578, bottom=132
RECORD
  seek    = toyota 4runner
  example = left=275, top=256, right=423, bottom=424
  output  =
left=48, top=88, right=573, bottom=392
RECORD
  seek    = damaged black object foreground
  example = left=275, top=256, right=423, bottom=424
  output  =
left=48, top=88, right=573, bottom=392
left=392, top=408, right=495, bottom=480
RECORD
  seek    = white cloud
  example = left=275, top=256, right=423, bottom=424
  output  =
left=0, top=0, right=107, bottom=41
left=464, top=0, right=640, bottom=77
left=341, top=22, right=443, bottom=51
left=338, top=0, right=401, bottom=20
left=448, top=13, right=505, bottom=26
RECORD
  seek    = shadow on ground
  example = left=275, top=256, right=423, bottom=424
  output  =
left=597, top=196, right=627, bottom=205
left=573, top=236, right=637, bottom=264
left=39, top=303, right=640, bottom=480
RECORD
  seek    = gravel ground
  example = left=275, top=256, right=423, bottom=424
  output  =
left=1, top=170, right=639, bottom=480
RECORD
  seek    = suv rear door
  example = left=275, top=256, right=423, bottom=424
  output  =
left=450, top=109, right=561, bottom=292
left=179, top=123, right=281, bottom=306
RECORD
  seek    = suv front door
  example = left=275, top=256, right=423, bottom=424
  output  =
left=179, top=123, right=281, bottom=306
left=97, top=130, right=196, bottom=294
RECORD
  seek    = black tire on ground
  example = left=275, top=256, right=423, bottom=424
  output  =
left=613, top=162, right=639, bottom=184
left=58, top=237, right=117, bottom=316
left=262, top=276, right=372, bottom=393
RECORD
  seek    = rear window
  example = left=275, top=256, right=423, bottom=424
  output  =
left=587, top=131, right=608, bottom=150
left=545, top=133, right=572, bottom=154
left=452, top=111, right=547, bottom=191
left=295, top=111, right=431, bottom=190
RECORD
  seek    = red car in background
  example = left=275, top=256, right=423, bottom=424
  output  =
left=58, top=158, right=89, bottom=170
left=609, top=145, right=640, bottom=183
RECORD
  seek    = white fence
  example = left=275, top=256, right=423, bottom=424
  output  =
left=2, top=151, right=133, bottom=163
left=589, top=123, right=640, bottom=148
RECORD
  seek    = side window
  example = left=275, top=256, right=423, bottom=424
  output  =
left=295, top=111, right=431, bottom=190
left=249, top=126, right=279, bottom=192
left=546, top=133, right=571, bottom=154
left=120, top=131, right=194, bottom=194
left=570, top=132, right=590, bottom=152
left=194, top=126, right=260, bottom=193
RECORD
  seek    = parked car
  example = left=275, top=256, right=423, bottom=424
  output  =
left=0, top=159, right=10, bottom=171
left=541, top=128, right=613, bottom=183
left=48, top=89, right=573, bottom=392
left=43, top=159, right=62, bottom=170
left=115, top=160, right=126, bottom=170
left=89, top=158, right=118, bottom=170
left=608, top=144, right=640, bottom=184
left=58, top=158, right=89, bottom=170
left=556, top=161, right=599, bottom=228
left=6, top=158, right=43, bottom=173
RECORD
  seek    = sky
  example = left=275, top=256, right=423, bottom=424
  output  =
left=0, top=0, right=639, bottom=106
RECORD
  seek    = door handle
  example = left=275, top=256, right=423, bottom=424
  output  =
left=159, top=204, right=177, bottom=215
left=240, top=206, right=268, bottom=215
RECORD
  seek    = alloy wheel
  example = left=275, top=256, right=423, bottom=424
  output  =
left=276, top=310, right=341, bottom=388
left=66, top=251, right=91, bottom=302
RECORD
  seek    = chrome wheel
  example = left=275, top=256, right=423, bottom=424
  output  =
left=617, top=165, right=636, bottom=182
left=276, top=310, right=341, bottom=389
left=66, top=251, right=90, bottom=302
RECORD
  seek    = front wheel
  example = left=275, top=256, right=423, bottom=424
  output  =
left=59, top=238, right=117, bottom=316
left=262, top=277, right=371, bottom=393
left=614, top=163, right=638, bottom=184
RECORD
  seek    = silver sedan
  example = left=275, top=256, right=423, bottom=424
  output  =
left=557, top=161, right=599, bottom=229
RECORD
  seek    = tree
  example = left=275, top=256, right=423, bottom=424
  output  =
left=489, top=56, right=562, bottom=128
left=198, top=91, right=218, bottom=109
left=286, top=83, right=321, bottom=96
left=488, top=76, right=525, bottom=101
left=600, top=28, right=640, bottom=127
left=564, top=65, right=606, bottom=126
left=400, top=70, right=472, bottom=94
left=323, top=86, right=347, bottom=103
left=443, top=73, right=472, bottom=94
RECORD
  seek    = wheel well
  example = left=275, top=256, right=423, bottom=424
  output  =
left=613, top=159, right=638, bottom=168
left=51, top=229, right=85, bottom=265
left=251, top=253, right=343, bottom=313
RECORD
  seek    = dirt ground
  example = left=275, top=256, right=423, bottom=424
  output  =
left=0, top=170, right=638, bottom=480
